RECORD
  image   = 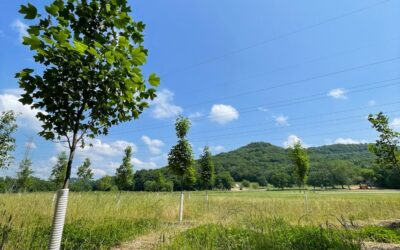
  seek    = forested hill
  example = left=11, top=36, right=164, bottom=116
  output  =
left=212, top=142, right=374, bottom=182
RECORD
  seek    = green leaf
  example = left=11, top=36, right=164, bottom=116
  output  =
left=93, top=41, right=103, bottom=49
left=74, top=40, right=88, bottom=54
left=130, top=47, right=146, bottom=65
left=19, top=4, right=38, bottom=20
left=118, top=36, right=129, bottom=47
left=45, top=4, right=59, bottom=16
left=106, top=4, right=111, bottom=12
left=23, top=36, right=42, bottom=50
left=54, top=31, right=69, bottom=43
left=87, top=47, right=100, bottom=59
left=148, top=73, right=160, bottom=87
left=105, top=51, right=115, bottom=64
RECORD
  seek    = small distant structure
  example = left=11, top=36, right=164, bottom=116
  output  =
left=359, top=184, right=369, bottom=190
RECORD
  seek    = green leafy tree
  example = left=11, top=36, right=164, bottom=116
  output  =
left=270, top=171, right=290, bottom=190
left=143, top=173, right=173, bottom=192
left=199, top=146, right=215, bottom=189
left=95, top=175, right=114, bottom=191
left=16, top=158, right=34, bottom=192
left=16, top=1, right=159, bottom=246
left=168, top=116, right=195, bottom=188
left=76, top=158, right=93, bottom=191
left=168, top=116, right=195, bottom=222
left=368, top=112, right=400, bottom=169
left=216, top=171, right=234, bottom=190
left=0, top=111, right=17, bottom=169
left=288, top=142, right=310, bottom=191
left=115, top=146, right=134, bottom=191
left=16, top=0, right=159, bottom=190
left=198, top=146, right=215, bottom=201
left=49, top=152, right=68, bottom=189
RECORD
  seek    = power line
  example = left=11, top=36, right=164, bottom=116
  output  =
left=183, top=56, right=400, bottom=108
left=162, top=0, right=391, bottom=77
left=111, top=77, right=400, bottom=135
left=174, top=34, right=400, bottom=96
left=143, top=109, right=400, bottom=144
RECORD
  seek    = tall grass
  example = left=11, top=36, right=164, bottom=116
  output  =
left=164, top=220, right=362, bottom=250
left=0, top=190, right=399, bottom=249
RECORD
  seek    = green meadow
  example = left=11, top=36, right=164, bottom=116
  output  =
left=1, top=189, right=400, bottom=249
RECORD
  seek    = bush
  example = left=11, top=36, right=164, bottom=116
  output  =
left=251, top=183, right=259, bottom=189
left=241, top=180, right=250, bottom=188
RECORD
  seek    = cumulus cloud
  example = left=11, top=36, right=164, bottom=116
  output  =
left=92, top=168, right=107, bottom=177
left=328, top=88, right=347, bottom=99
left=209, top=104, right=239, bottom=125
left=151, top=89, right=183, bottom=119
left=56, top=138, right=136, bottom=161
left=11, top=19, right=28, bottom=41
left=334, top=138, right=368, bottom=144
left=283, top=135, right=309, bottom=148
left=0, top=92, right=42, bottom=131
left=274, top=115, right=289, bottom=126
left=141, top=135, right=164, bottom=155
left=131, top=158, right=158, bottom=170
left=210, top=145, right=225, bottom=154
left=390, top=117, right=400, bottom=130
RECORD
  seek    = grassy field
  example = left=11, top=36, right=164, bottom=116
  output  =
left=1, top=189, right=400, bottom=249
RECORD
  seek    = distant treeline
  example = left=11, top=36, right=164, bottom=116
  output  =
left=1, top=142, right=399, bottom=193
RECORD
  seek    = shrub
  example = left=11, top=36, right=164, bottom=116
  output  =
left=242, top=180, right=250, bottom=188
left=251, top=183, right=259, bottom=189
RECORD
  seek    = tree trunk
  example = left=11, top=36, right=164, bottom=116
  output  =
left=179, top=191, right=184, bottom=224
left=49, top=135, right=77, bottom=250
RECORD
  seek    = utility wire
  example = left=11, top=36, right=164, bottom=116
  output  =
left=111, top=76, right=400, bottom=135
left=162, top=0, right=391, bottom=77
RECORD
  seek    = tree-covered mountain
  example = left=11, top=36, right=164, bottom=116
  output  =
left=212, top=142, right=374, bottom=182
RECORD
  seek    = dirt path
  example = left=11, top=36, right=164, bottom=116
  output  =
left=363, top=241, right=400, bottom=250
left=111, top=222, right=197, bottom=250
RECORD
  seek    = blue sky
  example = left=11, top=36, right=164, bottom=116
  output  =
left=1, top=0, right=400, bottom=179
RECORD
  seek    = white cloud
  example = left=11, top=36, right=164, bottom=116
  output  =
left=283, top=135, right=301, bottom=148
left=11, top=19, right=28, bottom=41
left=328, top=88, right=347, bottom=99
left=56, top=138, right=136, bottom=161
left=92, top=168, right=107, bottom=177
left=209, top=104, right=239, bottom=125
left=210, top=145, right=225, bottom=154
left=283, top=135, right=309, bottom=148
left=274, top=115, right=289, bottom=126
left=368, top=100, right=376, bottom=107
left=151, top=89, right=183, bottom=119
left=131, top=158, right=158, bottom=170
left=258, top=107, right=268, bottom=112
left=141, top=135, right=164, bottom=155
left=334, top=138, right=368, bottom=144
left=390, top=118, right=400, bottom=130
left=0, top=92, right=42, bottom=131
left=188, top=112, right=204, bottom=119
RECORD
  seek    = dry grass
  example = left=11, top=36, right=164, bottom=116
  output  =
left=1, top=189, right=400, bottom=249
